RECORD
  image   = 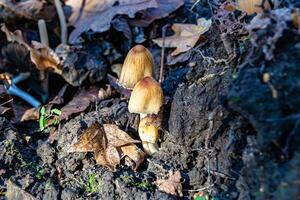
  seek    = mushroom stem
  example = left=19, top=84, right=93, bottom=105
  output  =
left=54, top=0, right=67, bottom=44
left=142, top=142, right=159, bottom=155
left=38, top=19, right=50, bottom=103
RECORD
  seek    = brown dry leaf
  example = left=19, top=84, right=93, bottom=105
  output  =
left=0, top=24, right=29, bottom=48
left=68, top=123, right=107, bottom=152
left=0, top=0, right=55, bottom=21
left=103, top=124, right=140, bottom=147
left=120, top=144, right=145, bottom=171
left=153, top=18, right=212, bottom=56
left=30, top=41, right=62, bottom=74
left=20, top=107, right=39, bottom=121
left=66, top=0, right=158, bottom=43
left=105, top=145, right=121, bottom=170
left=68, top=122, right=145, bottom=171
left=156, top=170, right=183, bottom=197
left=60, top=87, right=98, bottom=121
left=0, top=85, right=14, bottom=118
left=130, top=0, right=184, bottom=27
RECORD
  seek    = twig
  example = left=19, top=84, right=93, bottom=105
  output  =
left=38, top=19, right=50, bottom=102
left=54, top=0, right=67, bottom=44
left=183, top=184, right=214, bottom=192
left=107, top=74, right=131, bottom=98
left=159, top=24, right=169, bottom=84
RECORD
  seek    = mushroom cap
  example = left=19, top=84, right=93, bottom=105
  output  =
left=128, top=77, right=163, bottom=115
left=138, top=115, right=159, bottom=143
left=119, top=45, right=153, bottom=89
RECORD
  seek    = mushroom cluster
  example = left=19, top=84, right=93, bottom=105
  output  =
left=119, top=45, right=164, bottom=155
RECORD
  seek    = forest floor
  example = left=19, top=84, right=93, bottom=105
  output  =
left=0, top=0, right=300, bottom=200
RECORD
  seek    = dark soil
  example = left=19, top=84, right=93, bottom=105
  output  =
left=1, top=1, right=300, bottom=200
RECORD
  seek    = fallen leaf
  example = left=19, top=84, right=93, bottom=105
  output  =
left=103, top=124, right=140, bottom=147
left=0, top=24, right=28, bottom=47
left=153, top=18, right=212, bottom=56
left=68, top=123, right=107, bottom=152
left=0, top=84, right=14, bottom=118
left=30, top=41, right=62, bottom=74
left=156, top=170, right=183, bottom=197
left=130, top=0, right=184, bottom=27
left=66, top=0, right=158, bottom=43
left=60, top=87, right=98, bottom=121
left=120, top=144, right=145, bottom=171
left=0, top=0, right=55, bottom=21
left=69, top=122, right=145, bottom=171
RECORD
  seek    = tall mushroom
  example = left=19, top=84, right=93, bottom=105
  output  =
left=128, top=77, right=163, bottom=155
left=119, top=45, right=153, bottom=89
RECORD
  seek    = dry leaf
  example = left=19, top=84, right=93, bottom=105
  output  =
left=68, top=122, right=145, bottom=171
left=0, top=24, right=28, bottom=47
left=68, top=123, right=107, bottom=152
left=0, top=0, right=55, bottom=21
left=130, top=0, right=184, bottom=27
left=0, top=85, right=14, bottom=118
left=156, top=170, right=183, bottom=197
left=103, top=124, right=140, bottom=147
left=30, top=41, right=62, bottom=74
left=153, top=18, right=212, bottom=56
left=60, top=87, right=98, bottom=121
left=6, top=179, right=36, bottom=200
left=120, top=144, right=145, bottom=171
left=66, top=0, right=158, bottom=43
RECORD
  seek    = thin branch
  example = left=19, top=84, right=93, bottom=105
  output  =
left=54, top=0, right=68, bottom=44
left=159, top=24, right=169, bottom=84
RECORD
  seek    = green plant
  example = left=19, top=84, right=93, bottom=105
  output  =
left=35, top=169, right=45, bottom=180
left=39, top=106, right=61, bottom=131
left=84, top=173, right=104, bottom=193
left=120, top=174, right=155, bottom=191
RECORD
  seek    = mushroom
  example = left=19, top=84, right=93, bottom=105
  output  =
left=119, top=45, right=153, bottom=89
left=128, top=77, right=163, bottom=154
left=236, top=0, right=271, bottom=15
left=138, top=115, right=160, bottom=155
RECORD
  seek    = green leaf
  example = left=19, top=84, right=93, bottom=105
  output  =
left=51, top=108, right=61, bottom=116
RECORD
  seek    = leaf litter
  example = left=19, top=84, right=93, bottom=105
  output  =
left=68, top=122, right=145, bottom=171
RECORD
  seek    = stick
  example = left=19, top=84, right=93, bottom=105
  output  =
left=159, top=24, right=169, bottom=84
left=38, top=19, right=50, bottom=102
left=54, top=0, right=68, bottom=44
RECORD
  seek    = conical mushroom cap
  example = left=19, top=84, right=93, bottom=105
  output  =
left=119, top=45, right=153, bottom=89
left=128, top=77, right=163, bottom=115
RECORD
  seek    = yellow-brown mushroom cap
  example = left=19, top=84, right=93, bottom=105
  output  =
left=138, top=115, right=160, bottom=143
left=119, top=45, right=153, bottom=89
left=128, top=77, right=163, bottom=115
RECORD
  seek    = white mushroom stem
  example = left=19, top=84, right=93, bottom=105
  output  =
left=142, top=142, right=159, bottom=155
left=54, top=0, right=67, bottom=44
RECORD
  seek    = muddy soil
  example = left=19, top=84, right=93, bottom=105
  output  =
left=1, top=2, right=300, bottom=200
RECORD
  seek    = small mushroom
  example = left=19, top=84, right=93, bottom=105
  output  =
left=119, top=45, right=153, bottom=89
left=128, top=77, right=163, bottom=118
left=236, top=0, right=271, bottom=15
left=128, top=77, right=163, bottom=155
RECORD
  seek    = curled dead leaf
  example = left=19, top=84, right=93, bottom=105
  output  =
left=68, top=123, right=107, bottom=153
left=30, top=41, right=62, bottom=74
left=103, top=124, right=140, bottom=147
left=66, top=0, right=158, bottom=43
left=156, top=170, right=183, bottom=197
left=153, top=18, right=212, bottom=56
left=120, top=144, right=145, bottom=171
left=0, top=0, right=55, bottom=21
left=68, top=122, right=145, bottom=171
